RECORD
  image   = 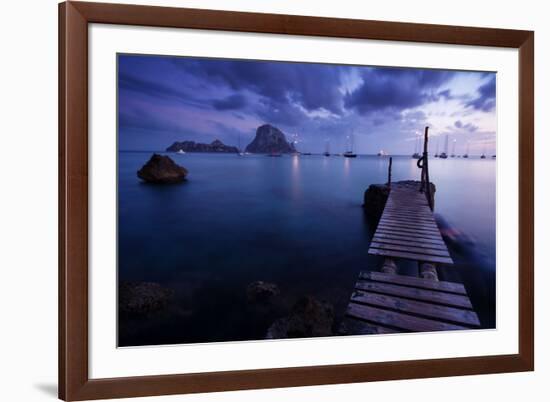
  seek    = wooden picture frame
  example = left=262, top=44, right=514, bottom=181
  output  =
left=59, top=1, right=534, bottom=400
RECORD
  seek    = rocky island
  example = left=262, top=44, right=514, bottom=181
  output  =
left=166, top=139, right=239, bottom=153
left=245, top=124, right=296, bottom=154
left=137, top=154, right=188, bottom=183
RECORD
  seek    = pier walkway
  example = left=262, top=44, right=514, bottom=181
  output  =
left=340, top=126, right=480, bottom=335
left=367, top=183, right=453, bottom=265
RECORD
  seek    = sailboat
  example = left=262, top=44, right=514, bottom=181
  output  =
left=237, top=134, right=245, bottom=156
left=412, top=134, right=421, bottom=158
left=463, top=142, right=469, bottom=158
left=377, top=149, right=388, bottom=157
left=480, top=144, right=487, bottom=159
left=439, top=135, right=449, bottom=159
left=291, top=133, right=301, bottom=156
left=323, top=139, right=331, bottom=156
left=177, top=149, right=186, bottom=154
left=343, top=133, right=357, bottom=158
left=434, top=137, right=440, bottom=158
left=450, top=139, right=456, bottom=158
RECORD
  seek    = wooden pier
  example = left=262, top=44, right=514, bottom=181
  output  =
left=368, top=183, right=453, bottom=265
left=341, top=126, right=480, bottom=335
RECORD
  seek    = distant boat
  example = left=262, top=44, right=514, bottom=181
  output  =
left=439, top=134, right=449, bottom=159
left=434, top=137, right=440, bottom=157
left=450, top=138, right=456, bottom=158
left=344, top=133, right=357, bottom=158
left=377, top=149, right=388, bottom=157
left=301, top=152, right=312, bottom=156
left=492, top=155, right=496, bottom=159
left=480, top=145, right=487, bottom=159
left=324, top=140, right=331, bottom=156
left=177, top=149, right=186, bottom=154
left=412, top=132, right=421, bottom=158
left=237, top=134, right=245, bottom=156
left=463, top=141, right=469, bottom=158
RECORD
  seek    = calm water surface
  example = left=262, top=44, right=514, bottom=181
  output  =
left=118, top=152, right=496, bottom=346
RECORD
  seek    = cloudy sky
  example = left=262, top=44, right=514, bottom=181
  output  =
left=118, top=54, right=496, bottom=155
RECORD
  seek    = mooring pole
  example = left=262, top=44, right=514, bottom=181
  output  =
left=423, top=126, right=433, bottom=211
left=387, top=156, right=393, bottom=187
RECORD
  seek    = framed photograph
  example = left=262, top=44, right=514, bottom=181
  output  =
left=59, top=1, right=534, bottom=400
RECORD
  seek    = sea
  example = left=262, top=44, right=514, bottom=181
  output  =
left=118, top=151, right=496, bottom=346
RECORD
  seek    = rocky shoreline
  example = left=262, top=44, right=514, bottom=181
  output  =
left=166, top=139, right=239, bottom=153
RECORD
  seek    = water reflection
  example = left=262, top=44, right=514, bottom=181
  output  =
left=290, top=154, right=301, bottom=200
left=343, top=157, right=350, bottom=177
left=118, top=152, right=496, bottom=345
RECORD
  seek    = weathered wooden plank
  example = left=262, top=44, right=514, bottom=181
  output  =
left=360, top=271, right=466, bottom=295
left=382, top=211, right=435, bottom=219
left=377, top=223, right=441, bottom=236
left=378, top=221, right=440, bottom=236
left=351, top=290, right=480, bottom=327
left=384, top=204, right=432, bottom=210
left=385, top=203, right=431, bottom=209
left=383, top=212, right=433, bottom=220
left=372, top=236, right=447, bottom=250
left=373, top=231, right=445, bottom=245
left=355, top=280, right=470, bottom=308
left=385, top=201, right=430, bottom=206
left=380, top=214, right=437, bottom=227
left=346, top=303, right=470, bottom=332
left=376, top=224, right=442, bottom=236
left=338, top=316, right=397, bottom=335
left=370, top=241, right=451, bottom=257
left=379, top=221, right=439, bottom=232
left=368, top=247, right=454, bottom=265
left=379, top=218, right=438, bottom=230
left=382, top=212, right=434, bottom=221
left=382, top=209, right=434, bottom=217
left=387, top=198, right=428, bottom=203
left=374, top=228, right=444, bottom=242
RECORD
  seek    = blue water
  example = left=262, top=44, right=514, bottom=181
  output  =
left=118, top=152, right=496, bottom=346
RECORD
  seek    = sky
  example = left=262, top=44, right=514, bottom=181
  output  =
left=118, top=54, right=497, bottom=155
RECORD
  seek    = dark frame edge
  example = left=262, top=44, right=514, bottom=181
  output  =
left=58, top=1, right=534, bottom=400
left=59, top=1, right=90, bottom=400
left=58, top=2, right=66, bottom=400
left=518, top=31, right=535, bottom=371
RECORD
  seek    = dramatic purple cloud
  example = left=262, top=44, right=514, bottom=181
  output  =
left=344, top=68, right=454, bottom=114
left=118, top=54, right=497, bottom=154
left=465, top=75, right=496, bottom=112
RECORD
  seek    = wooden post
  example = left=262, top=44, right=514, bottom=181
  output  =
left=387, top=156, right=393, bottom=187
left=423, top=126, right=433, bottom=211
left=381, top=258, right=397, bottom=275
left=419, top=262, right=439, bottom=281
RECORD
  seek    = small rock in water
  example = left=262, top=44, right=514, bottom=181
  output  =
left=137, top=154, right=188, bottom=183
left=266, top=295, right=334, bottom=339
left=246, top=281, right=280, bottom=304
left=119, top=281, right=174, bottom=314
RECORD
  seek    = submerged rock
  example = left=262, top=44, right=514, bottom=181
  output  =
left=137, top=154, right=188, bottom=183
left=246, top=281, right=280, bottom=304
left=119, top=281, right=174, bottom=314
left=245, top=124, right=296, bottom=154
left=363, top=180, right=436, bottom=222
left=266, top=295, right=334, bottom=339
